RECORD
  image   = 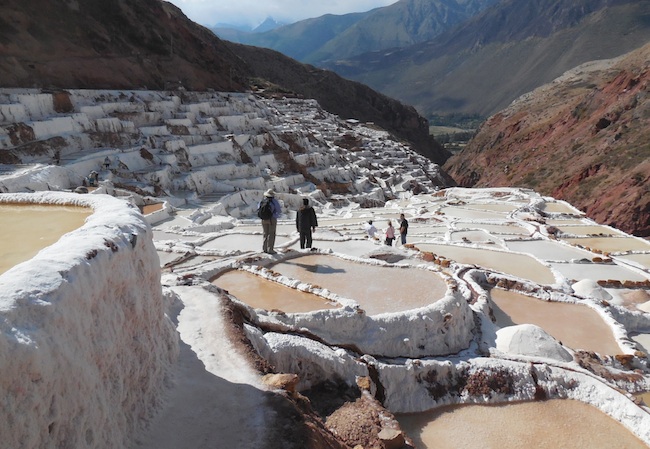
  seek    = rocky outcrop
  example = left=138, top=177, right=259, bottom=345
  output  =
left=444, top=43, right=650, bottom=236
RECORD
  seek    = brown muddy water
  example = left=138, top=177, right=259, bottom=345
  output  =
left=0, top=204, right=91, bottom=275
left=398, top=399, right=647, bottom=449
left=267, top=254, right=448, bottom=315
left=415, top=243, right=556, bottom=285
left=212, top=270, right=339, bottom=313
left=490, top=289, right=620, bottom=355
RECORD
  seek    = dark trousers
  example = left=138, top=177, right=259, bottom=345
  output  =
left=299, top=229, right=313, bottom=249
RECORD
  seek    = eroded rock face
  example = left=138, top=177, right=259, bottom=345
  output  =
left=444, top=43, right=650, bottom=236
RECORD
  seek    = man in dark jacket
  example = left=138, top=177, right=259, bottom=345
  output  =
left=296, top=198, right=318, bottom=249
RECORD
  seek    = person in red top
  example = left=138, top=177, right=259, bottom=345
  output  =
left=384, top=220, right=395, bottom=246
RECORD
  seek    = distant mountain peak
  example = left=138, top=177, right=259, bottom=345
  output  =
left=253, top=17, right=286, bottom=33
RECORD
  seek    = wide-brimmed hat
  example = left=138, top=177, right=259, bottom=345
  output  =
left=264, top=189, right=275, bottom=197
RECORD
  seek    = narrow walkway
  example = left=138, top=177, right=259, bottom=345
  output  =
left=133, top=286, right=272, bottom=449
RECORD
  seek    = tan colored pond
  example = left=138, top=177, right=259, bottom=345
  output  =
left=398, top=400, right=647, bottom=449
left=555, top=225, right=625, bottom=236
left=416, top=243, right=556, bottom=285
left=637, top=391, right=650, bottom=407
left=542, top=202, right=582, bottom=214
left=451, top=230, right=503, bottom=247
left=212, top=270, right=339, bottom=313
left=268, top=255, right=448, bottom=315
left=200, top=234, right=290, bottom=252
left=490, top=289, right=620, bottom=354
left=620, top=253, right=650, bottom=271
left=505, top=240, right=595, bottom=261
left=463, top=202, right=519, bottom=212
left=563, top=237, right=650, bottom=253
left=631, top=333, right=650, bottom=353
left=141, top=202, right=164, bottom=215
left=0, top=204, right=91, bottom=275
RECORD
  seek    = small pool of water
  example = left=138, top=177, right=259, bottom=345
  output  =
left=556, top=225, right=625, bottom=236
left=562, top=237, right=650, bottom=253
left=631, top=333, right=650, bottom=353
left=212, top=270, right=340, bottom=313
left=490, top=289, right=620, bottom=354
left=438, top=206, right=506, bottom=220
left=456, top=222, right=530, bottom=236
left=451, top=230, right=503, bottom=247
left=416, top=243, right=556, bottom=285
left=505, top=240, right=595, bottom=261
left=549, top=262, right=649, bottom=283
left=542, top=202, right=582, bottom=214
left=397, top=400, right=647, bottom=449
left=619, top=254, right=650, bottom=271
left=141, top=203, right=164, bottom=215
left=0, top=204, right=91, bottom=275
left=462, top=202, right=519, bottom=213
left=636, top=391, right=650, bottom=407
left=268, top=254, right=448, bottom=315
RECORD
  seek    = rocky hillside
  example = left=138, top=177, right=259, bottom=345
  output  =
left=327, top=0, right=650, bottom=119
left=0, top=0, right=446, bottom=163
left=444, top=43, right=650, bottom=236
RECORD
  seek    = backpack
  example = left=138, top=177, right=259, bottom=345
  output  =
left=257, top=198, right=273, bottom=219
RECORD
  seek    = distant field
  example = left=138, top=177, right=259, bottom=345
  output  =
left=429, top=125, right=469, bottom=136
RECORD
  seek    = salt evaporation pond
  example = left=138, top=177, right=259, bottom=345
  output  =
left=398, top=400, right=647, bottom=449
left=462, top=202, right=519, bottom=212
left=490, top=289, right=620, bottom=355
left=212, top=270, right=339, bottom=313
left=562, top=237, right=650, bottom=253
left=0, top=204, right=91, bottom=275
left=451, top=230, right=503, bottom=247
left=200, top=234, right=290, bottom=253
left=542, top=202, right=582, bottom=214
left=456, top=222, right=531, bottom=236
left=415, top=243, right=556, bottom=285
left=555, top=225, right=625, bottom=236
left=437, top=206, right=506, bottom=220
left=505, top=240, right=595, bottom=261
left=267, top=254, right=448, bottom=315
left=632, top=333, right=650, bottom=353
left=619, top=253, right=650, bottom=270
left=548, top=262, right=649, bottom=283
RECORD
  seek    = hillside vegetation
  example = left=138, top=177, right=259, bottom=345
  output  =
left=444, top=43, right=650, bottom=236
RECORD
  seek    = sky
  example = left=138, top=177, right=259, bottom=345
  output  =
left=166, top=0, right=399, bottom=28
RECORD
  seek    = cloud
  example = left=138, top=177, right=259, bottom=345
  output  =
left=167, top=0, right=398, bottom=27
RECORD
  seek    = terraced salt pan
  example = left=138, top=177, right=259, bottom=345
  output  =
left=415, top=243, right=556, bottom=285
left=212, top=270, right=340, bottom=313
left=619, top=253, right=650, bottom=270
left=153, top=230, right=204, bottom=242
left=437, top=206, right=506, bottom=220
left=397, top=400, right=648, bottom=449
left=455, top=222, right=531, bottom=236
left=451, top=230, right=503, bottom=247
left=490, top=289, right=620, bottom=355
left=549, top=261, right=649, bottom=282
left=555, top=225, right=626, bottom=236
left=267, top=254, right=448, bottom=315
left=462, top=202, right=519, bottom=212
left=505, top=240, right=596, bottom=261
left=542, top=202, right=583, bottom=214
left=562, top=237, right=650, bottom=253
left=638, top=391, right=650, bottom=406
left=546, top=218, right=586, bottom=225
left=0, top=204, right=91, bottom=274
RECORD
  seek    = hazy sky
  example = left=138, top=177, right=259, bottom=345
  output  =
left=166, top=0, right=399, bottom=27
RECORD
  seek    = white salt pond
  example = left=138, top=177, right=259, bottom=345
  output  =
left=200, top=234, right=290, bottom=253
left=619, top=253, right=650, bottom=271
left=437, top=206, right=506, bottom=220
left=549, top=262, right=649, bottom=283
left=415, top=243, right=556, bottom=285
left=631, top=333, right=650, bottom=353
left=490, top=289, right=621, bottom=355
left=542, top=202, right=582, bottom=214
left=505, top=240, right=596, bottom=261
left=397, top=400, right=648, bottom=449
left=267, top=254, right=448, bottom=315
left=555, top=225, right=625, bottom=236
left=456, top=222, right=531, bottom=236
left=212, top=270, right=340, bottom=313
left=451, top=230, right=503, bottom=247
left=0, top=204, right=91, bottom=275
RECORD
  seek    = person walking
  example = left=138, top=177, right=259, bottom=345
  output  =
left=258, top=189, right=281, bottom=254
left=385, top=220, right=395, bottom=246
left=399, top=213, right=409, bottom=245
left=296, top=198, right=318, bottom=249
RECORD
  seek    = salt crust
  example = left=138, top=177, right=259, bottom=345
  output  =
left=0, top=192, right=178, bottom=449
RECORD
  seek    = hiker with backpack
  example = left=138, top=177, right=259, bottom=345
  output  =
left=296, top=198, right=318, bottom=249
left=257, top=189, right=281, bottom=254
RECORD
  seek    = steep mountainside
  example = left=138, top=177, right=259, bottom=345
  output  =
left=444, top=43, right=650, bottom=236
left=217, top=0, right=497, bottom=64
left=327, top=0, right=650, bottom=119
left=0, top=0, right=447, bottom=163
